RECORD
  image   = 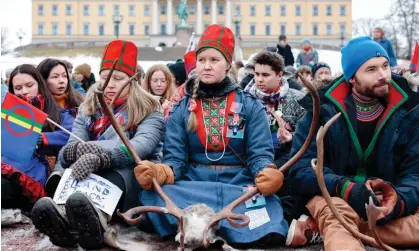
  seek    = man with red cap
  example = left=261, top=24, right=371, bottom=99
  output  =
left=135, top=24, right=288, bottom=248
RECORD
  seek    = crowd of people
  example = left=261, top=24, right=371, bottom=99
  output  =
left=1, top=24, right=419, bottom=251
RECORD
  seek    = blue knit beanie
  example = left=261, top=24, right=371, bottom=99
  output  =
left=303, top=38, right=311, bottom=45
left=341, top=36, right=389, bottom=81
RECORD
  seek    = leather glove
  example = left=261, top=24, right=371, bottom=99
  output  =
left=70, top=152, right=111, bottom=180
left=134, top=160, right=175, bottom=190
left=337, top=179, right=380, bottom=220
left=366, top=179, right=404, bottom=225
left=255, top=164, right=284, bottom=196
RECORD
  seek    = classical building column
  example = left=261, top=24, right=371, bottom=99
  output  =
left=211, top=0, right=217, bottom=24
left=152, top=0, right=159, bottom=35
left=197, top=0, right=203, bottom=34
left=167, top=0, right=173, bottom=34
left=225, top=0, right=232, bottom=28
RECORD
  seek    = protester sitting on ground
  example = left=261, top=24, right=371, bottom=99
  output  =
left=74, top=63, right=94, bottom=92
left=233, top=60, right=244, bottom=73
left=136, top=24, right=289, bottom=249
left=239, top=58, right=256, bottom=89
left=373, top=27, right=397, bottom=67
left=61, top=60, right=73, bottom=76
left=30, top=40, right=165, bottom=250
left=296, top=38, right=319, bottom=68
left=4, top=68, right=14, bottom=86
left=143, top=64, right=176, bottom=115
left=2, top=64, right=73, bottom=211
left=37, top=59, right=84, bottom=113
left=287, top=36, right=419, bottom=250
left=245, top=51, right=305, bottom=168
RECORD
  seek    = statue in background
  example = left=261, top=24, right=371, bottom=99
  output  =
left=177, top=0, right=189, bottom=27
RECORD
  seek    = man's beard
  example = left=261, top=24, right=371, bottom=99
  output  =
left=354, top=78, right=391, bottom=99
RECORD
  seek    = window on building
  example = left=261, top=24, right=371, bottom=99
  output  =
left=312, top=23, right=318, bottom=36
left=250, top=5, right=256, bottom=16
left=235, top=5, right=241, bottom=16
left=98, top=5, right=105, bottom=16
left=83, top=23, right=89, bottom=35
left=340, top=5, right=346, bottom=16
left=161, top=24, right=167, bottom=35
left=189, top=4, right=196, bottom=14
left=66, top=5, right=72, bottom=16
left=144, top=24, right=150, bottom=35
left=265, top=24, right=271, bottom=36
left=114, top=5, right=120, bottom=15
left=326, top=23, right=332, bottom=35
left=52, top=5, right=58, bottom=16
left=66, top=23, right=72, bottom=35
left=218, top=5, right=224, bottom=15
left=295, top=5, right=301, bottom=16
left=204, top=5, right=210, bottom=15
left=295, top=23, right=301, bottom=35
left=340, top=23, right=346, bottom=36
left=160, top=4, right=166, bottom=15
left=280, top=5, right=286, bottom=16
left=235, top=23, right=240, bottom=36
left=38, top=4, right=44, bottom=16
left=312, top=5, right=318, bottom=16
left=99, top=24, right=104, bottom=35
left=265, top=5, right=271, bottom=16
left=280, top=23, right=286, bottom=36
left=129, top=23, right=135, bottom=35
left=144, top=5, right=150, bottom=16
left=83, top=5, right=90, bottom=16
left=52, top=23, right=58, bottom=35
left=38, top=23, right=44, bottom=35
left=250, top=24, right=256, bottom=35
left=129, top=5, right=135, bottom=16
left=326, top=5, right=332, bottom=16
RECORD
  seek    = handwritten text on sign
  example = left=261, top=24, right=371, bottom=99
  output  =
left=53, top=169, right=122, bottom=216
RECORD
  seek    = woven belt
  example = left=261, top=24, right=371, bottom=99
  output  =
left=199, top=164, right=244, bottom=171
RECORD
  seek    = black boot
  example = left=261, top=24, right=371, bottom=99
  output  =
left=65, top=192, right=109, bottom=250
left=31, top=197, right=77, bottom=248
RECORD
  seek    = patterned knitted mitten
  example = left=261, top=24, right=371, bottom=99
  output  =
left=76, top=143, right=108, bottom=159
left=70, top=153, right=111, bottom=180
left=62, top=142, right=81, bottom=165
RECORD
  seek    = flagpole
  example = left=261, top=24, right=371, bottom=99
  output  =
left=46, top=118, right=85, bottom=143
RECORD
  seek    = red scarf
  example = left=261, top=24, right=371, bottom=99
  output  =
left=16, top=94, right=45, bottom=111
left=91, top=97, right=127, bottom=140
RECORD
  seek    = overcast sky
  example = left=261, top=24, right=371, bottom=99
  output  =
left=0, top=0, right=392, bottom=48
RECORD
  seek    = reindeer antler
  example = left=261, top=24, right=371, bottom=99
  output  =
left=203, top=73, right=321, bottom=248
left=311, top=113, right=397, bottom=251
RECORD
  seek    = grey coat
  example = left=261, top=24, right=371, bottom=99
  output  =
left=58, top=108, right=165, bottom=211
left=296, top=50, right=319, bottom=67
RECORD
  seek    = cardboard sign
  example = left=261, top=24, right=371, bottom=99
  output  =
left=53, top=169, right=123, bottom=216
left=245, top=207, right=271, bottom=230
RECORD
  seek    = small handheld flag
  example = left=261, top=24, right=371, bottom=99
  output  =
left=1, top=93, right=48, bottom=165
left=411, top=41, right=419, bottom=72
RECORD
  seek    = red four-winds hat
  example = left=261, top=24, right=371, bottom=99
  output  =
left=196, top=24, right=235, bottom=63
left=183, top=50, right=196, bottom=75
left=100, top=40, right=138, bottom=77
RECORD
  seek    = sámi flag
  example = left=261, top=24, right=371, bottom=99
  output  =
left=1, top=93, right=48, bottom=166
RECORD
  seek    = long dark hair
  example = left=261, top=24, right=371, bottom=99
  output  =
left=9, top=64, right=61, bottom=131
left=37, top=58, right=84, bottom=108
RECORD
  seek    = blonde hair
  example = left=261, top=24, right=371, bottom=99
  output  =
left=143, top=64, right=176, bottom=104
left=81, top=81, right=160, bottom=129
left=187, top=66, right=235, bottom=132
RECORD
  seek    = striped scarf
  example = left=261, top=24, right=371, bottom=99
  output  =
left=88, top=98, right=126, bottom=140
left=352, top=92, right=384, bottom=122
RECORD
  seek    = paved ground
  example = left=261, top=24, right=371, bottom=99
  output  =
left=2, top=221, right=419, bottom=251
